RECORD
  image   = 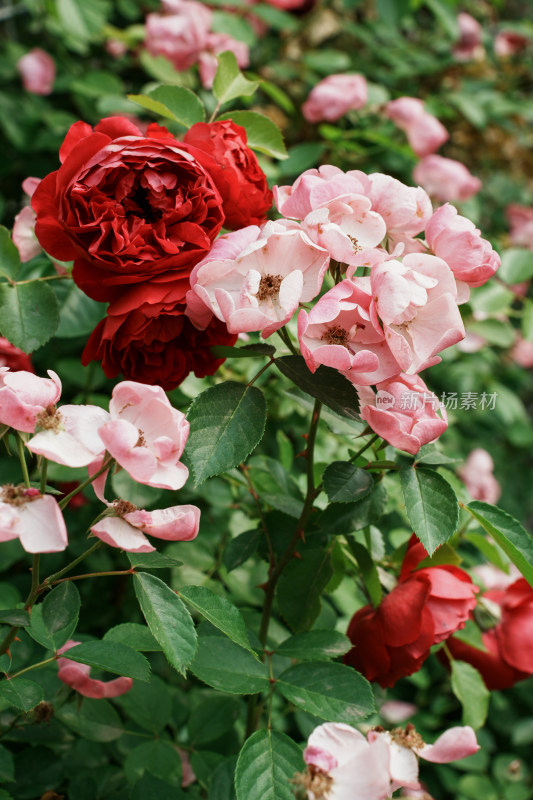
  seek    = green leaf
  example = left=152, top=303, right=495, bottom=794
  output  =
left=0, top=227, right=21, bottom=281
left=41, top=582, right=81, bottom=650
left=450, top=660, right=490, bottom=730
left=0, top=281, right=59, bottom=352
left=0, top=744, right=14, bottom=783
left=189, top=696, right=242, bottom=746
left=223, top=529, right=261, bottom=572
left=125, top=740, right=183, bottom=787
left=213, top=51, right=259, bottom=105
left=0, top=678, right=43, bottom=711
left=56, top=698, right=124, bottom=742
left=276, top=356, right=360, bottom=421
left=464, top=532, right=509, bottom=572
left=127, top=550, right=182, bottom=570
left=279, top=143, right=324, bottom=177
left=276, top=661, right=374, bottom=724
left=345, top=539, right=382, bottom=608
left=276, top=630, right=352, bottom=661
left=54, top=281, right=105, bottom=338
left=499, top=248, right=533, bottom=284
left=209, top=757, right=237, bottom=800
left=453, top=619, right=487, bottom=652
left=64, top=641, right=151, bottom=681
left=116, top=676, right=172, bottom=733
left=277, top=547, right=333, bottom=632
left=522, top=299, right=533, bottom=342
left=218, top=110, right=287, bottom=159
left=210, top=343, right=275, bottom=359
left=235, top=729, right=303, bottom=800
left=134, top=572, right=197, bottom=675
left=323, top=462, right=373, bottom=504
left=179, top=585, right=254, bottom=654
left=0, top=609, right=30, bottom=626
left=415, top=542, right=461, bottom=570
left=465, top=502, right=533, bottom=587
left=247, top=4, right=299, bottom=32
left=129, top=85, right=206, bottom=127
left=190, top=637, right=269, bottom=694
left=468, top=319, right=515, bottom=348
left=319, top=483, right=388, bottom=535
left=131, top=773, right=187, bottom=800
left=184, top=381, right=266, bottom=485
left=56, top=0, right=110, bottom=47
left=400, top=466, right=459, bottom=555
left=103, top=622, right=161, bottom=652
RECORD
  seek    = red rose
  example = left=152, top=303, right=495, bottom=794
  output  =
left=445, top=578, right=533, bottom=689
left=32, top=117, right=225, bottom=302
left=0, top=338, right=34, bottom=372
left=81, top=282, right=237, bottom=390
left=345, top=536, right=479, bottom=688
left=183, top=120, right=273, bottom=230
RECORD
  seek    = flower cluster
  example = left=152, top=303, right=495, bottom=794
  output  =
left=32, top=115, right=273, bottom=390
left=0, top=369, right=199, bottom=554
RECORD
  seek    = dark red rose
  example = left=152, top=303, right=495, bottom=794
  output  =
left=81, top=282, right=237, bottom=390
left=445, top=578, right=533, bottom=689
left=32, top=117, right=225, bottom=302
left=0, top=338, right=34, bottom=372
left=183, top=120, right=272, bottom=230
left=344, top=536, right=479, bottom=688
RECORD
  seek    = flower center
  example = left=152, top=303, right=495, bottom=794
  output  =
left=322, top=326, right=349, bottom=347
left=257, top=274, right=282, bottom=302
left=390, top=723, right=425, bottom=751
left=348, top=235, right=362, bottom=253
left=135, top=430, right=147, bottom=447
left=35, top=405, right=62, bottom=432
left=113, top=499, right=138, bottom=516
left=292, top=767, right=333, bottom=799
left=1, top=484, right=40, bottom=506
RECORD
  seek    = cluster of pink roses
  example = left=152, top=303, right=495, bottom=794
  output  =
left=0, top=368, right=199, bottom=554
left=453, top=12, right=531, bottom=62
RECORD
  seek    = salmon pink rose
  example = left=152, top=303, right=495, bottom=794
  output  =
left=413, top=155, right=481, bottom=203
left=144, top=0, right=212, bottom=71
left=32, top=116, right=224, bottom=302
left=17, top=48, right=55, bottom=95
left=302, top=74, right=368, bottom=123
left=0, top=486, right=68, bottom=553
left=385, top=97, right=448, bottom=157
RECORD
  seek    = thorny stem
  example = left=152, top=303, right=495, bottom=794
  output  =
left=49, top=568, right=135, bottom=586
left=240, top=464, right=274, bottom=567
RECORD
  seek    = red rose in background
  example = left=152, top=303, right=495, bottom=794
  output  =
left=445, top=578, right=533, bottom=689
left=184, top=120, right=273, bottom=229
left=0, top=338, right=34, bottom=372
left=345, top=536, right=479, bottom=687
left=81, top=282, right=237, bottom=390
left=32, top=116, right=224, bottom=302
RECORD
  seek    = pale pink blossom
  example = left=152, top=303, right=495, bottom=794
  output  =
left=145, top=0, right=212, bottom=71
left=511, top=334, right=533, bottom=369
left=12, top=207, right=41, bottom=263
left=471, top=563, right=521, bottom=591
left=97, top=382, right=190, bottom=491
left=365, top=174, right=433, bottom=252
left=456, top=330, right=486, bottom=353
left=358, top=374, right=448, bottom=455
left=17, top=49, right=55, bottom=95
left=494, top=31, right=529, bottom=58
left=371, top=254, right=465, bottom=373
left=198, top=33, right=249, bottom=89
left=0, top=368, right=61, bottom=433
left=385, top=97, right=448, bottom=157
left=189, top=220, right=330, bottom=338
left=380, top=701, right=418, bottom=725
left=298, top=278, right=400, bottom=385
left=302, top=74, right=368, bottom=123
left=506, top=204, right=533, bottom=250
left=458, top=448, right=501, bottom=504
left=106, top=39, right=128, bottom=58
left=425, top=204, right=500, bottom=288
left=413, top=156, right=481, bottom=203
left=26, top=405, right=109, bottom=468
left=453, top=13, right=485, bottom=62
left=0, top=486, right=68, bottom=553
left=91, top=501, right=200, bottom=553
left=57, top=640, right=133, bottom=698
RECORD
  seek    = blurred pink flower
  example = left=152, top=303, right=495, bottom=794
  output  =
left=0, top=368, right=61, bottom=433
left=511, top=334, right=533, bottom=369
left=145, top=0, right=212, bottom=71
left=0, top=486, right=68, bottom=553
left=57, top=640, right=133, bottom=698
left=494, top=31, right=530, bottom=58
left=385, top=97, right=449, bottom=157
left=506, top=204, right=533, bottom=250
left=198, top=33, right=249, bottom=89
left=12, top=177, right=42, bottom=263
left=17, top=48, right=55, bottom=95
left=91, top=501, right=200, bottom=553
left=458, top=448, right=501, bottom=504
left=413, top=155, right=482, bottom=203
left=302, top=74, right=368, bottom=123
left=380, top=700, right=418, bottom=725
left=358, top=374, right=448, bottom=455
left=453, top=13, right=485, bottom=62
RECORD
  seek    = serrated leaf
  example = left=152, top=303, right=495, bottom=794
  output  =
left=323, top=462, right=373, bottom=504
left=209, top=757, right=237, bottom=800
left=130, top=84, right=207, bottom=128
left=465, top=502, right=533, bottom=587
left=276, top=661, right=374, bottom=723
left=64, top=641, right=151, bottom=681
left=0, top=744, right=14, bottom=783
left=41, top=582, right=81, bottom=650
left=223, top=529, right=262, bottom=572
left=127, top=93, right=179, bottom=121
left=451, top=660, right=490, bottom=730
left=400, top=466, right=459, bottom=555
left=190, top=636, right=268, bottom=694
left=415, top=542, right=461, bottom=569
left=54, top=280, right=105, bottom=338
left=235, top=729, right=303, bottom=800
left=0, top=227, right=21, bottom=281
left=189, top=696, right=242, bottom=746
left=276, top=356, right=360, bottom=421
left=345, top=539, right=382, bottom=608
left=319, top=482, right=388, bottom=535
left=125, top=740, right=183, bottom=787
left=0, top=678, right=43, bottom=711
left=276, top=630, right=352, bottom=661
left=117, top=678, right=172, bottom=734
left=210, top=343, right=275, bottom=359
left=213, top=51, right=259, bottom=105
left=277, top=547, right=333, bottom=632
left=179, top=585, right=254, bottom=654
left=184, top=381, right=266, bottom=485
left=127, top=551, right=182, bottom=569
left=56, top=698, right=124, bottom=742
left=0, top=281, right=59, bottom=352
left=134, top=572, right=197, bottom=675
left=104, top=622, right=161, bottom=652
left=218, top=110, right=287, bottom=159
left=0, top=609, right=30, bottom=626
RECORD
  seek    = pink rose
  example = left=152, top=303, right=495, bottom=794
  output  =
left=453, top=13, right=485, bottom=62
left=91, top=501, right=200, bottom=553
left=385, top=97, right=448, bottom=157
left=365, top=173, right=433, bottom=252
left=511, top=334, right=533, bottom=369
left=413, top=155, right=482, bottom=203
left=494, top=30, right=529, bottom=58
left=27, top=404, right=109, bottom=468
left=0, top=486, right=68, bottom=553
left=144, top=0, right=212, bottom=71
left=57, top=640, right=133, bottom=698
left=506, top=204, right=533, bottom=250
left=458, top=448, right=501, bottom=504
left=0, top=368, right=61, bottom=433
left=17, top=49, right=55, bottom=95
left=302, top=74, right=368, bottom=123
left=358, top=374, right=448, bottom=454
